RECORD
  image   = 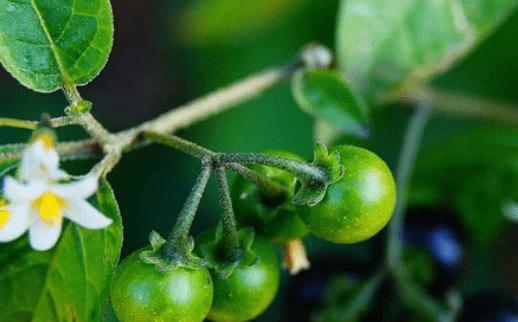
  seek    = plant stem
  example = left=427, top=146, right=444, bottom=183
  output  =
left=2, top=45, right=332, bottom=176
left=144, top=132, right=215, bottom=159
left=91, top=151, right=122, bottom=177
left=402, top=87, right=518, bottom=126
left=384, top=103, right=449, bottom=321
left=137, top=68, right=290, bottom=135
left=62, top=83, right=83, bottom=106
left=0, top=118, right=38, bottom=130
left=321, top=270, right=385, bottom=322
left=74, top=112, right=113, bottom=148
left=386, top=103, right=432, bottom=270
left=214, top=166, right=240, bottom=260
left=221, top=153, right=326, bottom=183
left=162, top=162, right=211, bottom=257
left=393, top=268, right=446, bottom=321
left=0, top=116, right=78, bottom=130
left=145, top=132, right=290, bottom=198
left=225, top=162, right=289, bottom=198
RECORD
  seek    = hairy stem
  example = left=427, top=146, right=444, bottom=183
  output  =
left=145, top=132, right=290, bottom=198
left=225, top=162, right=289, bottom=198
left=215, top=166, right=240, bottom=260
left=144, top=132, right=215, bottom=159
left=137, top=68, right=290, bottom=135
left=386, top=103, right=432, bottom=269
left=221, top=153, right=326, bottom=183
left=163, top=162, right=211, bottom=257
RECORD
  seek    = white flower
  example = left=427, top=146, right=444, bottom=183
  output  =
left=0, top=175, right=112, bottom=251
left=19, top=134, right=67, bottom=181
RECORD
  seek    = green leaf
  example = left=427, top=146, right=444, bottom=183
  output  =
left=0, top=179, right=123, bottom=322
left=412, top=126, right=518, bottom=244
left=455, top=167, right=518, bottom=245
left=336, top=0, right=518, bottom=101
left=0, top=144, right=24, bottom=177
left=0, top=0, right=114, bottom=93
left=178, top=0, right=307, bottom=45
left=292, top=70, right=370, bottom=138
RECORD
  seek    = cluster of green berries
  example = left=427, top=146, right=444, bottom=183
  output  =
left=110, top=145, right=396, bottom=322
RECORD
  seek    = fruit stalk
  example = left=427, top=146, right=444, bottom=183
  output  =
left=214, top=166, right=241, bottom=260
left=162, top=162, right=211, bottom=258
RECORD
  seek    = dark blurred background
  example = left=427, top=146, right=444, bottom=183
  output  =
left=1, top=1, right=516, bottom=321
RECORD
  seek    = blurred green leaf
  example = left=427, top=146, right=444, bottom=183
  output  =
left=315, top=272, right=384, bottom=322
left=0, top=0, right=114, bottom=92
left=455, top=167, right=518, bottom=245
left=0, top=179, right=122, bottom=322
left=178, top=0, right=308, bottom=45
left=413, top=126, right=518, bottom=244
left=336, top=0, right=518, bottom=101
left=292, top=70, right=369, bottom=138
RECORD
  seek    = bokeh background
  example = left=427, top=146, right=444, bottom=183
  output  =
left=1, top=1, right=516, bottom=321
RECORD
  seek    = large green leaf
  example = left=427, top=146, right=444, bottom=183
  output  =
left=336, top=0, right=518, bottom=101
left=0, top=0, right=114, bottom=93
left=292, top=70, right=369, bottom=138
left=0, top=179, right=123, bottom=322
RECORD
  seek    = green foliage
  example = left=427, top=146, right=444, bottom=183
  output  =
left=336, top=0, right=518, bottom=101
left=0, top=144, right=24, bottom=176
left=179, top=0, right=307, bottom=45
left=0, top=0, right=114, bottom=93
left=292, top=70, right=369, bottom=138
left=413, top=126, right=518, bottom=244
left=0, top=180, right=123, bottom=322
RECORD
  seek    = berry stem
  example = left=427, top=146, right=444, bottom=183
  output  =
left=214, top=166, right=240, bottom=261
left=225, top=162, right=289, bottom=198
left=220, top=153, right=327, bottom=184
left=162, top=162, right=211, bottom=258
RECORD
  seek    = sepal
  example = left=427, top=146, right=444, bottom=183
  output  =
left=293, top=143, right=344, bottom=206
left=197, top=225, right=258, bottom=278
left=140, top=231, right=207, bottom=272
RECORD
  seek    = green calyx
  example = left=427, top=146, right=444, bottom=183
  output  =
left=293, top=143, right=344, bottom=206
left=196, top=225, right=258, bottom=278
left=140, top=231, right=207, bottom=272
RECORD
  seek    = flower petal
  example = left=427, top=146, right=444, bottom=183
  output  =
left=3, top=177, right=45, bottom=203
left=64, top=200, right=112, bottom=229
left=19, top=141, right=61, bottom=181
left=0, top=205, right=31, bottom=242
left=29, top=220, right=62, bottom=251
left=53, top=175, right=98, bottom=200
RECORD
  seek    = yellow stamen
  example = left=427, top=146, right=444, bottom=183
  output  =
left=33, top=192, right=65, bottom=226
left=0, top=201, right=10, bottom=229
